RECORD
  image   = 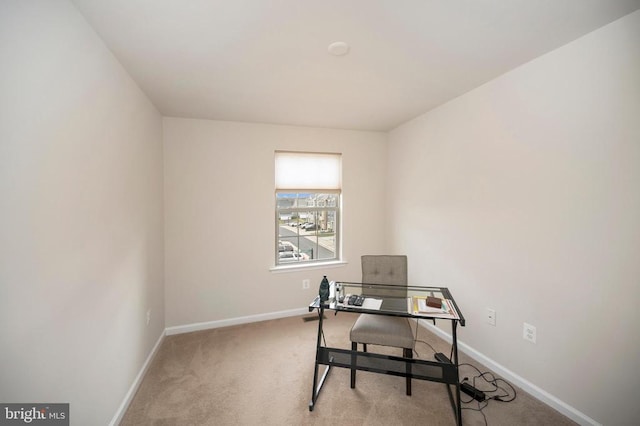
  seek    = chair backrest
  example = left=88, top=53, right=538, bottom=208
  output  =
left=361, top=255, right=408, bottom=297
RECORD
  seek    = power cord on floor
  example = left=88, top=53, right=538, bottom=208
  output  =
left=459, top=362, right=517, bottom=426
left=412, top=319, right=517, bottom=426
left=461, top=399, right=489, bottom=426
left=460, top=362, right=517, bottom=403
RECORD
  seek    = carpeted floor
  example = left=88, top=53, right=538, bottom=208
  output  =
left=121, top=312, right=576, bottom=425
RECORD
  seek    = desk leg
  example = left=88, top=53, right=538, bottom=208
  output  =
left=452, top=321, right=462, bottom=426
left=309, top=307, right=332, bottom=411
left=350, top=342, right=357, bottom=388
left=404, top=347, right=412, bottom=396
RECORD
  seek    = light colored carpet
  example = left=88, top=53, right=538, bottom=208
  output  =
left=121, top=312, right=576, bottom=425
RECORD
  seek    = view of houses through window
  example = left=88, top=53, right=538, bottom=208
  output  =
left=276, top=192, right=339, bottom=265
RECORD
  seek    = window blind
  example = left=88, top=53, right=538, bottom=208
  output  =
left=275, top=152, right=342, bottom=190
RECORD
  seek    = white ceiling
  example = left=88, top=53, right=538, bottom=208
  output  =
left=71, top=0, right=640, bottom=131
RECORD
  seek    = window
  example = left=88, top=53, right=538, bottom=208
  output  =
left=275, top=152, right=341, bottom=266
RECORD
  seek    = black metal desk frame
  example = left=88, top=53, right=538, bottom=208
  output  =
left=308, top=281, right=466, bottom=426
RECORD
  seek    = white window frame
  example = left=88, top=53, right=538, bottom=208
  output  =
left=274, top=152, right=342, bottom=268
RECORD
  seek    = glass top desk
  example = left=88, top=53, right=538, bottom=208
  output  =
left=308, top=281, right=466, bottom=426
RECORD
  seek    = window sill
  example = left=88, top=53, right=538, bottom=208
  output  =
left=270, top=260, right=348, bottom=273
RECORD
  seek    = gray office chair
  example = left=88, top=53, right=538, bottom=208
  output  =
left=349, top=255, right=415, bottom=395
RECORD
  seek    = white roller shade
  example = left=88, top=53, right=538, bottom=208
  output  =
left=275, top=152, right=342, bottom=190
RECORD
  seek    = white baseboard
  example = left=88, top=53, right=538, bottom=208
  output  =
left=165, top=307, right=309, bottom=335
left=109, top=330, right=165, bottom=426
left=111, top=308, right=308, bottom=424
left=417, top=320, right=601, bottom=426
left=115, top=311, right=598, bottom=426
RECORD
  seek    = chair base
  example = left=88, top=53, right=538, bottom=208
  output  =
left=350, top=342, right=412, bottom=396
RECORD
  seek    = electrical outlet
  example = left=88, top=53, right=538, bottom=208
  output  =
left=146, top=309, right=151, bottom=326
left=523, top=322, right=536, bottom=343
left=302, top=279, right=310, bottom=290
left=486, top=308, right=496, bottom=326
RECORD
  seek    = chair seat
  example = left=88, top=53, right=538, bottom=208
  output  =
left=350, top=314, right=414, bottom=349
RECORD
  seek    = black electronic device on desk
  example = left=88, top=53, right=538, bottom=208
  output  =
left=345, top=294, right=364, bottom=306
left=307, top=280, right=466, bottom=426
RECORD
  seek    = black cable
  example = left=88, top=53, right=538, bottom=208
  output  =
left=456, top=362, right=518, bottom=426
left=412, top=319, right=438, bottom=358
left=413, top=318, right=456, bottom=361
left=413, top=339, right=438, bottom=358
left=410, top=318, right=517, bottom=426
left=462, top=401, right=489, bottom=426
left=459, top=363, right=517, bottom=403
left=405, top=318, right=518, bottom=426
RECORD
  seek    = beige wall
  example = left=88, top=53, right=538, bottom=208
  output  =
left=0, top=1, right=164, bottom=425
left=163, top=118, right=387, bottom=327
left=387, top=11, right=640, bottom=425
left=3, top=2, right=638, bottom=424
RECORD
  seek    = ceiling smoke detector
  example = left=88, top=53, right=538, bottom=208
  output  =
left=327, top=41, right=350, bottom=56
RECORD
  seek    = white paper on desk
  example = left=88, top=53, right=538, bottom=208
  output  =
left=362, top=298, right=383, bottom=310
